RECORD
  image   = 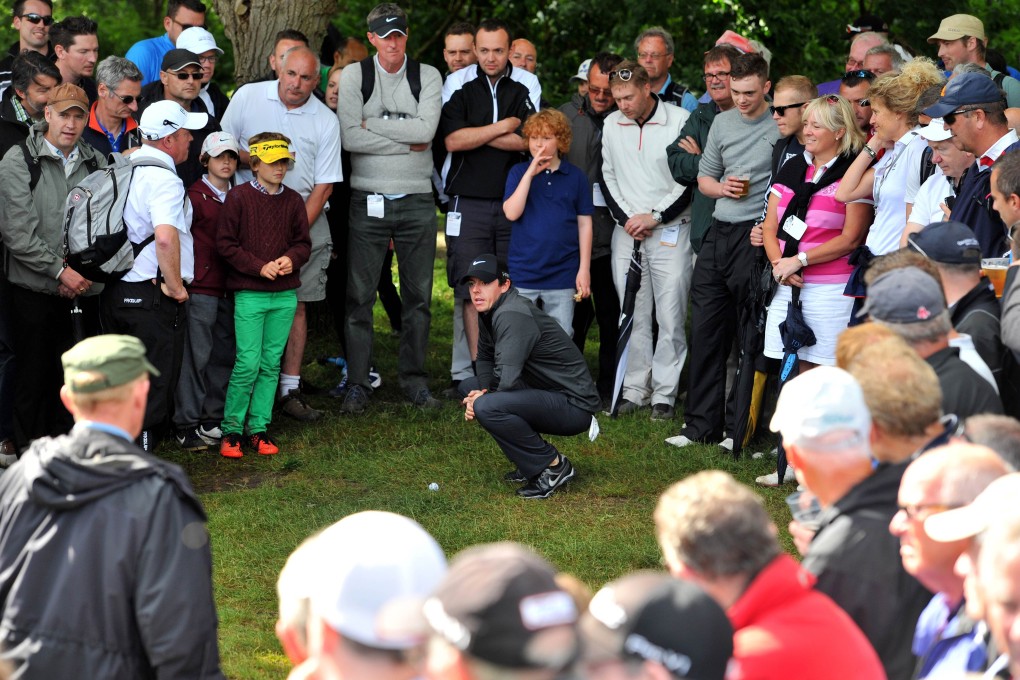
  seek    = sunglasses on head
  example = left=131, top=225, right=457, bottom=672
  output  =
left=171, top=71, right=203, bottom=80
left=770, top=101, right=807, bottom=116
left=608, top=69, right=633, bottom=82
left=842, top=69, right=876, bottom=81
left=19, top=12, right=53, bottom=26
left=944, top=107, right=984, bottom=125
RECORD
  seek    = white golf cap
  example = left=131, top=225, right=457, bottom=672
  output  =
left=770, top=366, right=872, bottom=444
left=139, top=100, right=209, bottom=140
left=176, top=26, right=223, bottom=55
left=925, top=473, right=1020, bottom=542
left=919, top=117, right=952, bottom=142
left=570, top=58, right=592, bottom=82
left=310, top=511, right=447, bottom=649
left=200, top=131, right=238, bottom=157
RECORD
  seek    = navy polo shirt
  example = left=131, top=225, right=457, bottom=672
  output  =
left=504, top=159, right=594, bottom=289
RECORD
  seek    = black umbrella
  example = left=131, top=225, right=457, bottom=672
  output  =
left=730, top=247, right=776, bottom=458
left=70, top=297, right=84, bottom=343
left=775, top=287, right=816, bottom=483
left=609, top=239, right=642, bottom=418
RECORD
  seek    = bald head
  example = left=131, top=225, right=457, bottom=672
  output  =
left=509, top=38, right=537, bottom=73
left=277, top=46, right=319, bottom=109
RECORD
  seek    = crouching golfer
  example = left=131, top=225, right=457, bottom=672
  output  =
left=461, top=254, right=600, bottom=499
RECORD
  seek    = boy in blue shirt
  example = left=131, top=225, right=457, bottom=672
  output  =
left=503, top=109, right=593, bottom=334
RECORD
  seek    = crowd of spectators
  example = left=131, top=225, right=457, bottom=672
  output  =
left=0, top=0, right=1019, bottom=677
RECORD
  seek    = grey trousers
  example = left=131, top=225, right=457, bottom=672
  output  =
left=345, top=191, right=437, bottom=394
left=174, top=293, right=235, bottom=429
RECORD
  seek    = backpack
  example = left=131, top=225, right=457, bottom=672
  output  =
left=62, top=153, right=176, bottom=283
left=359, top=56, right=422, bottom=104
left=919, top=145, right=938, bottom=186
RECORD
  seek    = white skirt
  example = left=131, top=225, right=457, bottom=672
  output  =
left=764, top=282, right=854, bottom=366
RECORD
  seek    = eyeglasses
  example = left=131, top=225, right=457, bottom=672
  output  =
left=608, top=69, right=633, bottom=82
left=109, top=91, right=137, bottom=105
left=19, top=12, right=53, bottom=26
left=702, top=71, right=731, bottom=82
left=170, top=71, right=203, bottom=80
left=587, top=85, right=611, bottom=98
left=842, top=69, right=875, bottom=81
left=197, top=55, right=219, bottom=65
left=637, top=52, right=667, bottom=60
left=895, top=503, right=959, bottom=521
left=171, top=18, right=205, bottom=31
left=944, top=107, right=984, bottom=125
left=770, top=101, right=807, bottom=116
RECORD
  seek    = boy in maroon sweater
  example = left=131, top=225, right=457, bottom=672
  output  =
left=174, top=132, right=239, bottom=451
left=217, top=132, right=311, bottom=457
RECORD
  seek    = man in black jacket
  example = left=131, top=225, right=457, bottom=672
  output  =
left=0, top=334, right=223, bottom=678
left=460, top=254, right=600, bottom=500
left=0, top=49, right=59, bottom=157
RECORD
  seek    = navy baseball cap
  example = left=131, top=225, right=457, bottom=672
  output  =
left=459, top=253, right=506, bottom=285
left=907, top=221, right=982, bottom=265
left=924, top=72, right=1005, bottom=118
left=858, top=267, right=947, bottom=323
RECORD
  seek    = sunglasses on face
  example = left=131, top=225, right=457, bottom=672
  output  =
left=769, top=101, right=807, bottom=116
left=170, top=71, right=203, bottom=80
left=944, top=107, right=984, bottom=125
left=109, top=91, right=137, bottom=105
left=855, top=98, right=871, bottom=107
left=19, top=12, right=53, bottom=26
left=842, top=69, right=876, bottom=81
left=608, top=69, right=633, bottom=82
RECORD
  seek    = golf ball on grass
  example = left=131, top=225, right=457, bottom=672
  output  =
left=428, top=482, right=439, bottom=491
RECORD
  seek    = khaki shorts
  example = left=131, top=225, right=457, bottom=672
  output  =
left=297, top=216, right=331, bottom=302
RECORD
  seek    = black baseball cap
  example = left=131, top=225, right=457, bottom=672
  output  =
left=580, top=571, right=733, bottom=679
left=423, top=542, right=579, bottom=670
left=845, top=13, right=889, bottom=38
left=161, top=48, right=201, bottom=72
left=368, top=13, right=407, bottom=38
left=907, top=221, right=982, bottom=265
left=459, top=253, right=506, bottom=285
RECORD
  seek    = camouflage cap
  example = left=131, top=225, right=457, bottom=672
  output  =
left=62, top=334, right=159, bottom=394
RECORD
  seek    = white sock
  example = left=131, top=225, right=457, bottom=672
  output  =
left=279, top=374, right=300, bottom=398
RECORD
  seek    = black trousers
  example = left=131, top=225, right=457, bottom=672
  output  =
left=461, top=376, right=591, bottom=479
left=682, top=219, right=756, bottom=442
left=571, top=254, right=619, bottom=399
left=9, top=285, right=101, bottom=446
left=101, top=280, right=186, bottom=438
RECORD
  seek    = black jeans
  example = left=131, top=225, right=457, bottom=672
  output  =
left=461, top=377, right=591, bottom=479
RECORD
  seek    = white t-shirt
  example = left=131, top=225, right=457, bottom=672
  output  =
left=907, top=171, right=952, bottom=228
left=122, top=145, right=194, bottom=283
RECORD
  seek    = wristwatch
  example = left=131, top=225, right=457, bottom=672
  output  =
left=651, top=210, right=663, bottom=224
left=797, top=252, right=809, bottom=268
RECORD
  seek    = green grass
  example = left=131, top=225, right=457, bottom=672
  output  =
left=159, top=243, right=792, bottom=680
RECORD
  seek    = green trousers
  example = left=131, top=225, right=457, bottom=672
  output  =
left=221, top=289, right=297, bottom=435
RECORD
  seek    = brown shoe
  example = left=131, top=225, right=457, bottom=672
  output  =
left=279, top=390, right=323, bottom=421
left=0, top=439, right=17, bottom=468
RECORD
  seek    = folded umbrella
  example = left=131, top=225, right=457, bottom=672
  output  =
left=609, top=239, right=642, bottom=418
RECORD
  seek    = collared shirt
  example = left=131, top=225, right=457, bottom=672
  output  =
left=122, top=144, right=195, bottom=283
left=978, top=129, right=1020, bottom=171
left=201, top=175, right=229, bottom=202
left=41, top=137, right=80, bottom=175
left=250, top=177, right=283, bottom=195
left=913, top=593, right=988, bottom=679
left=10, top=95, right=30, bottom=124
left=442, top=61, right=541, bottom=109
left=868, top=127, right=926, bottom=255
left=909, top=172, right=955, bottom=227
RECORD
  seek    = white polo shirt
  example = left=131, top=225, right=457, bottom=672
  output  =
left=867, top=128, right=927, bottom=255
left=122, top=145, right=194, bottom=283
left=907, top=170, right=952, bottom=228
left=220, top=80, right=343, bottom=195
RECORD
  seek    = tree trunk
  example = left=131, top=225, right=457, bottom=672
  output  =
left=210, top=0, right=337, bottom=85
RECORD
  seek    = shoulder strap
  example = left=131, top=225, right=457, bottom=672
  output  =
left=360, top=57, right=374, bottom=104
left=360, top=56, right=421, bottom=104
left=83, top=154, right=99, bottom=175
left=19, top=140, right=40, bottom=192
left=994, top=71, right=1007, bottom=87
left=919, top=145, right=936, bottom=185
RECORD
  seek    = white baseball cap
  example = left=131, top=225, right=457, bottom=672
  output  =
left=919, top=117, right=952, bottom=142
left=925, top=473, right=1020, bottom=542
left=139, top=100, right=209, bottom=140
left=310, top=511, right=447, bottom=649
left=176, top=26, right=223, bottom=55
left=770, top=366, right=872, bottom=444
left=570, top=58, right=591, bottom=83
left=201, top=131, right=239, bottom=157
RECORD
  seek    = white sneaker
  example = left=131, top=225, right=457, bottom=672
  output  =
left=369, top=366, right=382, bottom=389
left=751, top=446, right=779, bottom=460
left=719, top=437, right=734, bottom=452
left=198, top=425, right=222, bottom=445
left=755, top=467, right=796, bottom=487
left=665, top=435, right=696, bottom=448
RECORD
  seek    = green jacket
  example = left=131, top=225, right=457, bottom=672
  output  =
left=666, top=101, right=719, bottom=253
left=0, top=123, right=106, bottom=295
